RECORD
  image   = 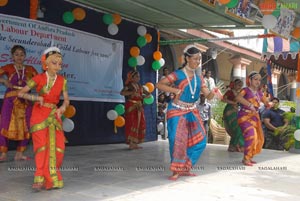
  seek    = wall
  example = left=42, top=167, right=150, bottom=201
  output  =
left=0, top=0, right=158, bottom=145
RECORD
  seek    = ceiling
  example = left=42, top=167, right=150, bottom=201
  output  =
left=68, top=0, right=300, bottom=30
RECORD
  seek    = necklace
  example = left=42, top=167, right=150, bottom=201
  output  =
left=183, top=68, right=197, bottom=99
left=185, top=65, right=196, bottom=72
left=46, top=71, right=57, bottom=92
left=248, top=87, right=260, bottom=104
left=14, top=65, right=25, bottom=86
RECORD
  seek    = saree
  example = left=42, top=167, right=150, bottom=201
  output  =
left=166, top=70, right=206, bottom=173
left=124, top=83, right=145, bottom=144
left=0, top=64, right=38, bottom=152
left=237, top=87, right=267, bottom=161
left=223, top=90, right=244, bottom=150
left=28, top=73, right=67, bottom=189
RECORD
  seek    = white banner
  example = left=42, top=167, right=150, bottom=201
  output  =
left=0, top=14, right=125, bottom=102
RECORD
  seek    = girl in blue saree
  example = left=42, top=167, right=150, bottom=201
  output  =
left=156, top=45, right=216, bottom=180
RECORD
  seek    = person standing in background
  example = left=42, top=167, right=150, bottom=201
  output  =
left=120, top=70, right=151, bottom=150
left=0, top=45, right=38, bottom=162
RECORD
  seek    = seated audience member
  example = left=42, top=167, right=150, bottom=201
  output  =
left=262, top=97, right=289, bottom=150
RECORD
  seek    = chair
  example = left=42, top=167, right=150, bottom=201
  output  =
left=209, top=118, right=231, bottom=145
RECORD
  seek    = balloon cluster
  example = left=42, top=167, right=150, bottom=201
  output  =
left=62, top=105, right=76, bottom=132
left=128, top=46, right=145, bottom=68
left=107, top=104, right=126, bottom=130
left=151, top=50, right=165, bottom=71
left=136, top=26, right=152, bottom=48
left=62, top=7, right=86, bottom=24
left=143, top=82, right=155, bottom=105
left=102, top=13, right=122, bottom=35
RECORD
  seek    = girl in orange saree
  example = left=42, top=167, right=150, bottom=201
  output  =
left=236, top=71, right=269, bottom=166
left=0, top=45, right=38, bottom=161
left=120, top=71, right=150, bottom=150
left=18, top=47, right=69, bottom=190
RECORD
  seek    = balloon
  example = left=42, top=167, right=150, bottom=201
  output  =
left=152, top=60, right=161, bottom=71
left=145, top=82, right=155, bottom=93
left=64, top=105, right=76, bottom=118
left=153, top=51, right=162, bottom=61
left=114, top=116, right=125, bottom=127
left=72, top=8, right=86, bottom=21
left=137, top=55, right=145, bottom=66
left=114, top=104, right=125, bottom=115
left=63, top=118, right=74, bottom=132
left=130, top=46, right=140, bottom=57
left=294, top=129, right=300, bottom=141
left=219, top=0, right=230, bottom=4
left=226, top=0, right=238, bottom=9
left=0, top=0, right=8, bottom=6
left=271, top=8, right=280, bottom=18
left=112, top=13, right=122, bottom=25
left=157, top=122, right=164, bottom=132
left=143, top=85, right=149, bottom=92
left=262, top=15, right=277, bottom=29
left=137, top=25, right=147, bottom=36
left=143, top=95, right=154, bottom=105
left=62, top=11, right=75, bottom=24
left=292, top=27, right=300, bottom=39
left=107, top=110, right=118, bottom=120
left=61, top=114, right=66, bottom=121
left=145, top=33, right=152, bottom=43
left=159, top=58, right=165, bottom=67
left=108, top=23, right=119, bottom=35
left=137, top=36, right=147, bottom=48
left=102, top=13, right=113, bottom=25
left=128, top=57, right=138, bottom=67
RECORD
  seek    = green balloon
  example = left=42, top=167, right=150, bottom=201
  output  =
left=103, top=14, right=113, bottom=25
left=137, top=36, right=147, bottom=48
left=144, top=95, right=154, bottom=105
left=62, top=11, right=75, bottom=24
left=115, top=104, right=125, bottom=115
left=128, top=57, right=138, bottom=67
left=152, top=60, right=161, bottom=71
left=226, top=0, right=238, bottom=9
left=61, top=114, right=66, bottom=121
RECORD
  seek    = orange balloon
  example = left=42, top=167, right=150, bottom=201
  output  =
left=145, top=82, right=155, bottom=93
left=296, top=88, right=300, bottom=98
left=113, top=13, right=122, bottom=25
left=130, top=46, right=140, bottom=57
left=64, top=105, right=76, bottom=118
left=292, top=27, right=300, bottom=39
left=72, top=8, right=86, bottom=21
left=145, top=33, right=152, bottom=43
left=218, top=0, right=230, bottom=4
left=259, top=0, right=277, bottom=15
left=153, top=51, right=162, bottom=61
left=114, top=116, right=125, bottom=127
left=0, top=0, right=8, bottom=6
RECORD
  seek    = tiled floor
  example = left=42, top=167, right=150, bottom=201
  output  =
left=0, top=139, right=300, bottom=201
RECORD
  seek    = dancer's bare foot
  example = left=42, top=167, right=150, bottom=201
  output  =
left=168, top=173, right=180, bottom=181
left=14, top=152, right=31, bottom=161
left=0, top=153, right=7, bottom=162
left=179, top=172, right=197, bottom=176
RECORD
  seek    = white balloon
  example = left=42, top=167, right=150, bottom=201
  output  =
left=107, top=110, right=118, bottom=120
left=159, top=58, right=165, bottom=67
left=157, top=122, right=164, bottom=132
left=137, top=55, right=145, bottom=66
left=108, top=24, right=118, bottom=35
left=137, top=25, right=147, bottom=36
left=63, top=118, right=74, bottom=132
left=262, top=15, right=277, bottom=29
left=294, top=129, right=300, bottom=141
left=143, top=85, right=149, bottom=92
